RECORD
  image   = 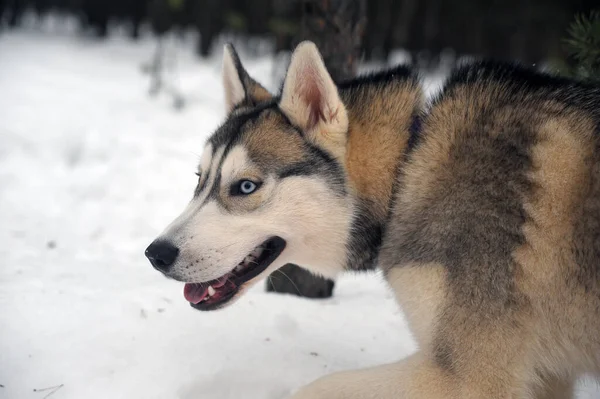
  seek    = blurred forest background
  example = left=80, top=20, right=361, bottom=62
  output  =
left=0, top=0, right=597, bottom=69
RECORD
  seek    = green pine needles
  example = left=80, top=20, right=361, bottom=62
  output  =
left=564, top=10, right=600, bottom=82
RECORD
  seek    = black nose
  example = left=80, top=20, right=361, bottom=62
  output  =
left=145, top=240, right=179, bottom=272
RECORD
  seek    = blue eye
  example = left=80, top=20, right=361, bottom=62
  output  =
left=240, top=181, right=256, bottom=194
left=232, top=180, right=261, bottom=196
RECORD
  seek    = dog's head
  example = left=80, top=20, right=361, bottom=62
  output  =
left=145, top=42, right=355, bottom=310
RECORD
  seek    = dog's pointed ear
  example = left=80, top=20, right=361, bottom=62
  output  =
left=222, top=44, right=272, bottom=113
left=279, top=41, right=348, bottom=157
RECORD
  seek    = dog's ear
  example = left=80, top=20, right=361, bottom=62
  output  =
left=222, top=44, right=272, bottom=113
left=279, top=41, right=348, bottom=158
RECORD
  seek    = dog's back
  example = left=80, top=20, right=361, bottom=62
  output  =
left=380, top=62, right=600, bottom=397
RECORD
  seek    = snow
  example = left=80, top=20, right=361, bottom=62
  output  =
left=0, top=27, right=598, bottom=399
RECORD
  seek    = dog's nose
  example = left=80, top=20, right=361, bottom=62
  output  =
left=145, top=240, right=179, bottom=272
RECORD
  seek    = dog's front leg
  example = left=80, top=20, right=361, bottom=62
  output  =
left=289, top=352, right=451, bottom=399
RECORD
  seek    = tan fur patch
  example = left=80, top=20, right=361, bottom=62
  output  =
left=531, top=374, right=574, bottom=399
left=243, top=112, right=306, bottom=167
left=387, top=264, right=447, bottom=350
left=513, top=111, right=598, bottom=374
left=247, top=82, right=272, bottom=104
left=344, top=81, right=422, bottom=219
left=515, top=115, right=593, bottom=280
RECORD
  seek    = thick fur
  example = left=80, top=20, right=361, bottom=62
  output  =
left=147, top=43, right=600, bottom=398
left=292, top=62, right=600, bottom=399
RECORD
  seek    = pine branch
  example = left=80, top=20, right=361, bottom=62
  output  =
left=563, top=10, right=600, bottom=82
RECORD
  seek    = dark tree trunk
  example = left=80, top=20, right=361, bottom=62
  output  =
left=266, top=0, right=366, bottom=299
left=297, top=0, right=366, bottom=81
left=193, top=0, right=225, bottom=57
left=7, top=0, right=25, bottom=27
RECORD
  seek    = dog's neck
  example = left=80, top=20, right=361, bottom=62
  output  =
left=339, top=74, right=423, bottom=270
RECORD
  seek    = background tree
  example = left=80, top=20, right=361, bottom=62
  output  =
left=1, top=0, right=597, bottom=70
left=563, top=10, right=600, bottom=82
left=266, top=0, right=366, bottom=299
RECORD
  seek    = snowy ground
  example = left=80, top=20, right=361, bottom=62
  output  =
left=0, top=26, right=598, bottom=399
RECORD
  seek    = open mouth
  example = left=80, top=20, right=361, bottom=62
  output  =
left=183, top=237, right=286, bottom=311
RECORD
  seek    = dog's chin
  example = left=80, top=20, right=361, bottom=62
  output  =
left=182, top=236, right=286, bottom=311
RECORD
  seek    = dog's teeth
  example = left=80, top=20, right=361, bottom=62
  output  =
left=235, top=264, right=244, bottom=272
left=208, top=286, right=215, bottom=296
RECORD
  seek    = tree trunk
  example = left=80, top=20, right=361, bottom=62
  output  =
left=297, top=0, right=366, bottom=81
left=193, top=0, right=225, bottom=57
left=266, top=0, right=366, bottom=299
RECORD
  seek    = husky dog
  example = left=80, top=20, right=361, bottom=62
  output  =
left=145, top=41, right=600, bottom=398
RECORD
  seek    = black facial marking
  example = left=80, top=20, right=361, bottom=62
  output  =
left=202, top=171, right=222, bottom=205
left=193, top=172, right=208, bottom=198
left=278, top=161, right=318, bottom=179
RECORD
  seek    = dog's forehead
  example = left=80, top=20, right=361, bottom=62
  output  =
left=207, top=101, right=279, bottom=151
left=199, top=110, right=253, bottom=174
left=202, top=104, right=305, bottom=173
left=221, top=145, right=251, bottom=181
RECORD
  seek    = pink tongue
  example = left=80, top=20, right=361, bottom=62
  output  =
left=184, top=283, right=209, bottom=304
